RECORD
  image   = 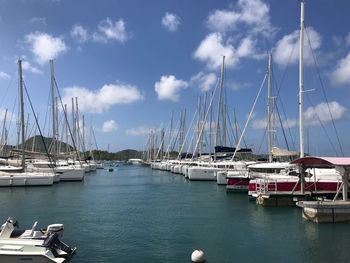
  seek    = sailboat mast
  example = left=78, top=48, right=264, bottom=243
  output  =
left=18, top=59, right=25, bottom=170
left=267, top=53, right=273, bottom=162
left=1, top=109, right=8, bottom=147
left=197, top=96, right=201, bottom=156
left=65, top=104, right=68, bottom=154
left=215, top=56, right=225, bottom=147
left=50, top=60, right=56, bottom=162
left=32, top=112, right=38, bottom=152
left=299, top=0, right=305, bottom=158
left=75, top=97, right=80, bottom=152
left=209, top=91, right=213, bottom=161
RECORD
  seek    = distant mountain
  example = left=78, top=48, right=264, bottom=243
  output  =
left=91, top=149, right=142, bottom=161
left=14, top=136, right=144, bottom=161
left=22, top=135, right=73, bottom=153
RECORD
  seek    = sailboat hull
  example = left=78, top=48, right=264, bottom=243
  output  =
left=188, top=167, right=218, bottom=181
left=0, top=173, right=54, bottom=187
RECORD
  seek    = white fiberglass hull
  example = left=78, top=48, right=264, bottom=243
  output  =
left=173, top=165, right=182, bottom=174
left=216, top=171, right=227, bottom=185
left=0, top=254, right=64, bottom=263
left=27, top=167, right=84, bottom=181
left=188, top=167, right=218, bottom=181
left=0, top=172, right=54, bottom=187
left=0, top=239, right=65, bottom=263
left=57, top=168, right=84, bottom=181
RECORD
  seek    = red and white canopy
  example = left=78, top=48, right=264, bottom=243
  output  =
left=291, top=156, right=350, bottom=168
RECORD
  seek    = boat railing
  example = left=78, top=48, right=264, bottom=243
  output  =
left=255, top=178, right=278, bottom=194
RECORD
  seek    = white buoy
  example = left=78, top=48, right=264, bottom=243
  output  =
left=191, top=249, right=205, bottom=262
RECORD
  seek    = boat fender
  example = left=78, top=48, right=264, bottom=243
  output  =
left=191, top=249, right=205, bottom=262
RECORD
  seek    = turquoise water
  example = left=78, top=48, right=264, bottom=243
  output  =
left=1, top=165, right=349, bottom=263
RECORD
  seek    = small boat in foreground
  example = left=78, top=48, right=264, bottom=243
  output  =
left=0, top=218, right=76, bottom=262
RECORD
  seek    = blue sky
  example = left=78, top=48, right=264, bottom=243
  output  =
left=0, top=0, right=350, bottom=156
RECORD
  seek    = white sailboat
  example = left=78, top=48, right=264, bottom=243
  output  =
left=27, top=60, right=85, bottom=182
left=248, top=1, right=342, bottom=200
left=0, top=60, right=55, bottom=187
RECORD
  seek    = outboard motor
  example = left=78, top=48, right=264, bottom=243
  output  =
left=43, top=233, right=76, bottom=259
left=47, top=224, right=64, bottom=237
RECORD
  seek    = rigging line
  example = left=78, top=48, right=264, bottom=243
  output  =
left=6, top=96, right=18, bottom=147
left=167, top=116, right=181, bottom=155
left=191, top=72, right=222, bottom=161
left=53, top=77, right=82, bottom=165
left=256, top=121, right=267, bottom=156
left=305, top=28, right=344, bottom=156
left=184, top=118, right=197, bottom=159
left=177, top=109, right=197, bottom=160
left=228, top=111, right=238, bottom=146
left=268, top=41, right=297, bottom=152
left=305, top=93, right=339, bottom=156
left=154, top=122, right=171, bottom=161
left=0, top=67, right=17, bottom=106
left=91, top=126, right=99, bottom=150
left=235, top=117, right=248, bottom=148
left=271, top=72, right=296, bottom=151
left=232, top=73, right=268, bottom=160
left=43, top=80, right=52, bottom=139
left=170, top=120, right=181, bottom=153
left=275, top=103, right=290, bottom=151
left=23, top=81, right=55, bottom=168
left=226, top=110, right=247, bottom=148
left=225, top=113, right=234, bottom=148
left=26, top=117, right=36, bottom=141
left=276, top=39, right=297, bottom=95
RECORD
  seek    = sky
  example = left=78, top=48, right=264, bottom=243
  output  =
left=0, top=0, right=350, bottom=156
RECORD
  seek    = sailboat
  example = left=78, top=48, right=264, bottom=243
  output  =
left=187, top=56, right=245, bottom=181
left=0, top=60, right=55, bottom=186
left=27, top=60, right=85, bottom=182
left=248, top=1, right=342, bottom=202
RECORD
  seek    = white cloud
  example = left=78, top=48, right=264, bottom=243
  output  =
left=332, top=36, right=342, bottom=47
left=102, top=120, right=118, bottom=132
left=251, top=102, right=345, bottom=129
left=93, top=18, right=129, bottom=43
left=304, top=101, right=346, bottom=126
left=154, top=75, right=188, bottom=101
left=126, top=126, right=151, bottom=136
left=194, top=33, right=263, bottom=69
left=346, top=33, right=350, bottom=46
left=62, top=83, right=143, bottom=113
left=161, top=12, right=181, bottom=32
left=236, top=37, right=264, bottom=59
left=30, top=17, right=46, bottom=25
left=71, top=24, right=88, bottom=43
left=207, top=0, right=275, bottom=37
left=252, top=118, right=267, bottom=129
left=21, top=60, right=43, bottom=74
left=0, top=71, right=10, bottom=80
left=230, top=81, right=252, bottom=91
left=190, top=72, right=217, bottom=92
left=330, top=52, right=350, bottom=86
left=273, top=27, right=322, bottom=66
left=25, top=32, right=67, bottom=64
left=253, top=117, right=297, bottom=129
left=207, top=9, right=240, bottom=32
left=0, top=108, right=16, bottom=122
left=194, top=33, right=237, bottom=69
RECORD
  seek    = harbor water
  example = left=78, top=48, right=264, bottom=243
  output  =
left=1, top=165, right=349, bottom=262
